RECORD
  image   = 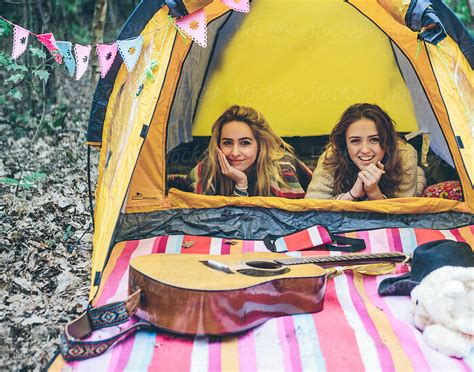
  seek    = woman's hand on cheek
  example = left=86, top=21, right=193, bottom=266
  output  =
left=217, top=148, right=248, bottom=188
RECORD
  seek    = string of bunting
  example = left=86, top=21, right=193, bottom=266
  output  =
left=0, top=0, right=249, bottom=81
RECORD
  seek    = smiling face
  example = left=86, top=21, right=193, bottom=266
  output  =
left=219, top=121, right=258, bottom=172
left=345, top=118, right=385, bottom=170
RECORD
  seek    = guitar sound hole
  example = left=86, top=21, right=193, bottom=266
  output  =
left=245, top=261, right=283, bottom=269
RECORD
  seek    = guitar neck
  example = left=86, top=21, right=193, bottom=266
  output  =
left=274, top=252, right=410, bottom=268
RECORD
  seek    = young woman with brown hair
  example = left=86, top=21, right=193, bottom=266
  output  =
left=305, top=103, right=425, bottom=200
left=188, top=105, right=311, bottom=198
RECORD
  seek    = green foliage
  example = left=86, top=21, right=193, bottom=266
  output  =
left=4, top=73, right=24, bottom=85
left=63, top=225, right=75, bottom=241
left=29, top=47, right=47, bottom=59
left=444, top=1, right=474, bottom=33
left=7, top=89, right=23, bottom=101
left=39, top=104, right=70, bottom=135
left=0, top=172, right=47, bottom=189
left=50, top=105, right=69, bottom=128
left=6, top=64, right=28, bottom=72
left=0, top=45, right=53, bottom=130
left=0, top=19, right=12, bottom=37
left=33, top=69, right=50, bottom=83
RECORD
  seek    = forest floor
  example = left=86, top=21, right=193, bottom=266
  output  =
left=0, top=81, right=97, bottom=370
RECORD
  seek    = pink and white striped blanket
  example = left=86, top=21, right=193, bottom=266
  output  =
left=50, top=226, right=473, bottom=371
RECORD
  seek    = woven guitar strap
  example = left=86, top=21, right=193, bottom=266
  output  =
left=60, top=290, right=153, bottom=361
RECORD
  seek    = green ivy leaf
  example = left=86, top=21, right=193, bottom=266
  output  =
left=33, top=69, right=50, bottom=82
left=0, top=172, right=47, bottom=189
left=53, top=113, right=67, bottom=128
left=0, top=177, right=20, bottom=186
left=4, top=73, right=25, bottom=85
left=0, top=19, right=12, bottom=37
left=7, top=63, right=28, bottom=72
left=63, top=225, right=75, bottom=241
left=23, top=172, right=47, bottom=183
left=0, top=51, right=12, bottom=66
left=29, top=47, right=47, bottom=59
left=7, top=89, right=23, bottom=101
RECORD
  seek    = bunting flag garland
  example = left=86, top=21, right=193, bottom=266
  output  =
left=2, top=0, right=253, bottom=82
left=12, top=25, right=29, bottom=59
left=96, top=43, right=118, bottom=79
left=221, top=0, right=250, bottom=13
left=175, top=9, right=207, bottom=48
left=116, top=36, right=144, bottom=72
left=74, top=44, right=92, bottom=80
left=36, top=33, right=62, bottom=63
left=56, top=41, right=76, bottom=77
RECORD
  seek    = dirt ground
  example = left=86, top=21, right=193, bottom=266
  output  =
left=0, top=86, right=98, bottom=370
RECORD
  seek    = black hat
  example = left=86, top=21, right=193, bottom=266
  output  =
left=378, top=239, right=474, bottom=296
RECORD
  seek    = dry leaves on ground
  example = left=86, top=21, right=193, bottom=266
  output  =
left=0, top=99, right=98, bottom=370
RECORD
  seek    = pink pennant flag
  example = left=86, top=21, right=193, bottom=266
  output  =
left=74, top=44, right=92, bottom=80
left=36, top=33, right=62, bottom=63
left=221, top=0, right=250, bottom=13
left=175, top=8, right=207, bottom=48
left=96, top=43, right=118, bottom=79
left=12, top=25, right=30, bottom=59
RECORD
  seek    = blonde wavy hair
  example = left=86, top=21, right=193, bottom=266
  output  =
left=199, top=105, right=293, bottom=196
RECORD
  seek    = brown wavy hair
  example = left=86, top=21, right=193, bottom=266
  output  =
left=323, top=103, right=403, bottom=197
left=199, top=105, right=293, bottom=196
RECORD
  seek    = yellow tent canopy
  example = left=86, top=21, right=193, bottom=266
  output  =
left=85, top=0, right=473, bottom=299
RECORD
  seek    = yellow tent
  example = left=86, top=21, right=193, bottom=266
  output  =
left=85, top=0, right=473, bottom=300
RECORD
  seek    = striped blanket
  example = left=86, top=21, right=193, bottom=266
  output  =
left=49, top=226, right=474, bottom=371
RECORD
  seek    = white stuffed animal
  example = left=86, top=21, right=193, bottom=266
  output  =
left=410, top=266, right=474, bottom=358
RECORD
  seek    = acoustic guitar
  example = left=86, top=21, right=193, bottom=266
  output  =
left=129, top=251, right=409, bottom=336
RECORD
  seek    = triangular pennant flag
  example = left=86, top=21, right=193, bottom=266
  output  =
left=56, top=41, right=76, bottom=77
left=116, top=36, right=144, bottom=72
left=175, top=9, right=207, bottom=48
left=221, top=0, right=250, bottom=13
left=96, top=43, right=118, bottom=78
left=36, top=33, right=62, bottom=63
left=74, top=44, right=92, bottom=80
left=12, top=25, right=29, bottom=59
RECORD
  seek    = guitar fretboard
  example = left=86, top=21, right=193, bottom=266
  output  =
left=274, top=252, right=409, bottom=266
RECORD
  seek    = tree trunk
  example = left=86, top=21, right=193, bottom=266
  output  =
left=467, top=1, right=473, bottom=20
left=24, top=3, right=34, bottom=116
left=90, top=0, right=108, bottom=87
left=36, top=0, right=57, bottom=106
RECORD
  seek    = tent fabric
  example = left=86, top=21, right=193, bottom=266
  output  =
left=190, top=0, right=419, bottom=137
left=430, top=0, right=474, bottom=69
left=87, top=0, right=166, bottom=145
left=89, top=8, right=179, bottom=294
left=390, top=41, right=453, bottom=167
left=86, top=0, right=474, bottom=145
left=114, top=207, right=474, bottom=243
left=48, top=225, right=474, bottom=370
left=425, top=38, right=473, bottom=188
left=405, top=0, right=447, bottom=44
left=166, top=11, right=233, bottom=152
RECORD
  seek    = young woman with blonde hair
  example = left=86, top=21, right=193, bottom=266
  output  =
left=189, top=105, right=311, bottom=198
left=305, top=103, right=426, bottom=200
